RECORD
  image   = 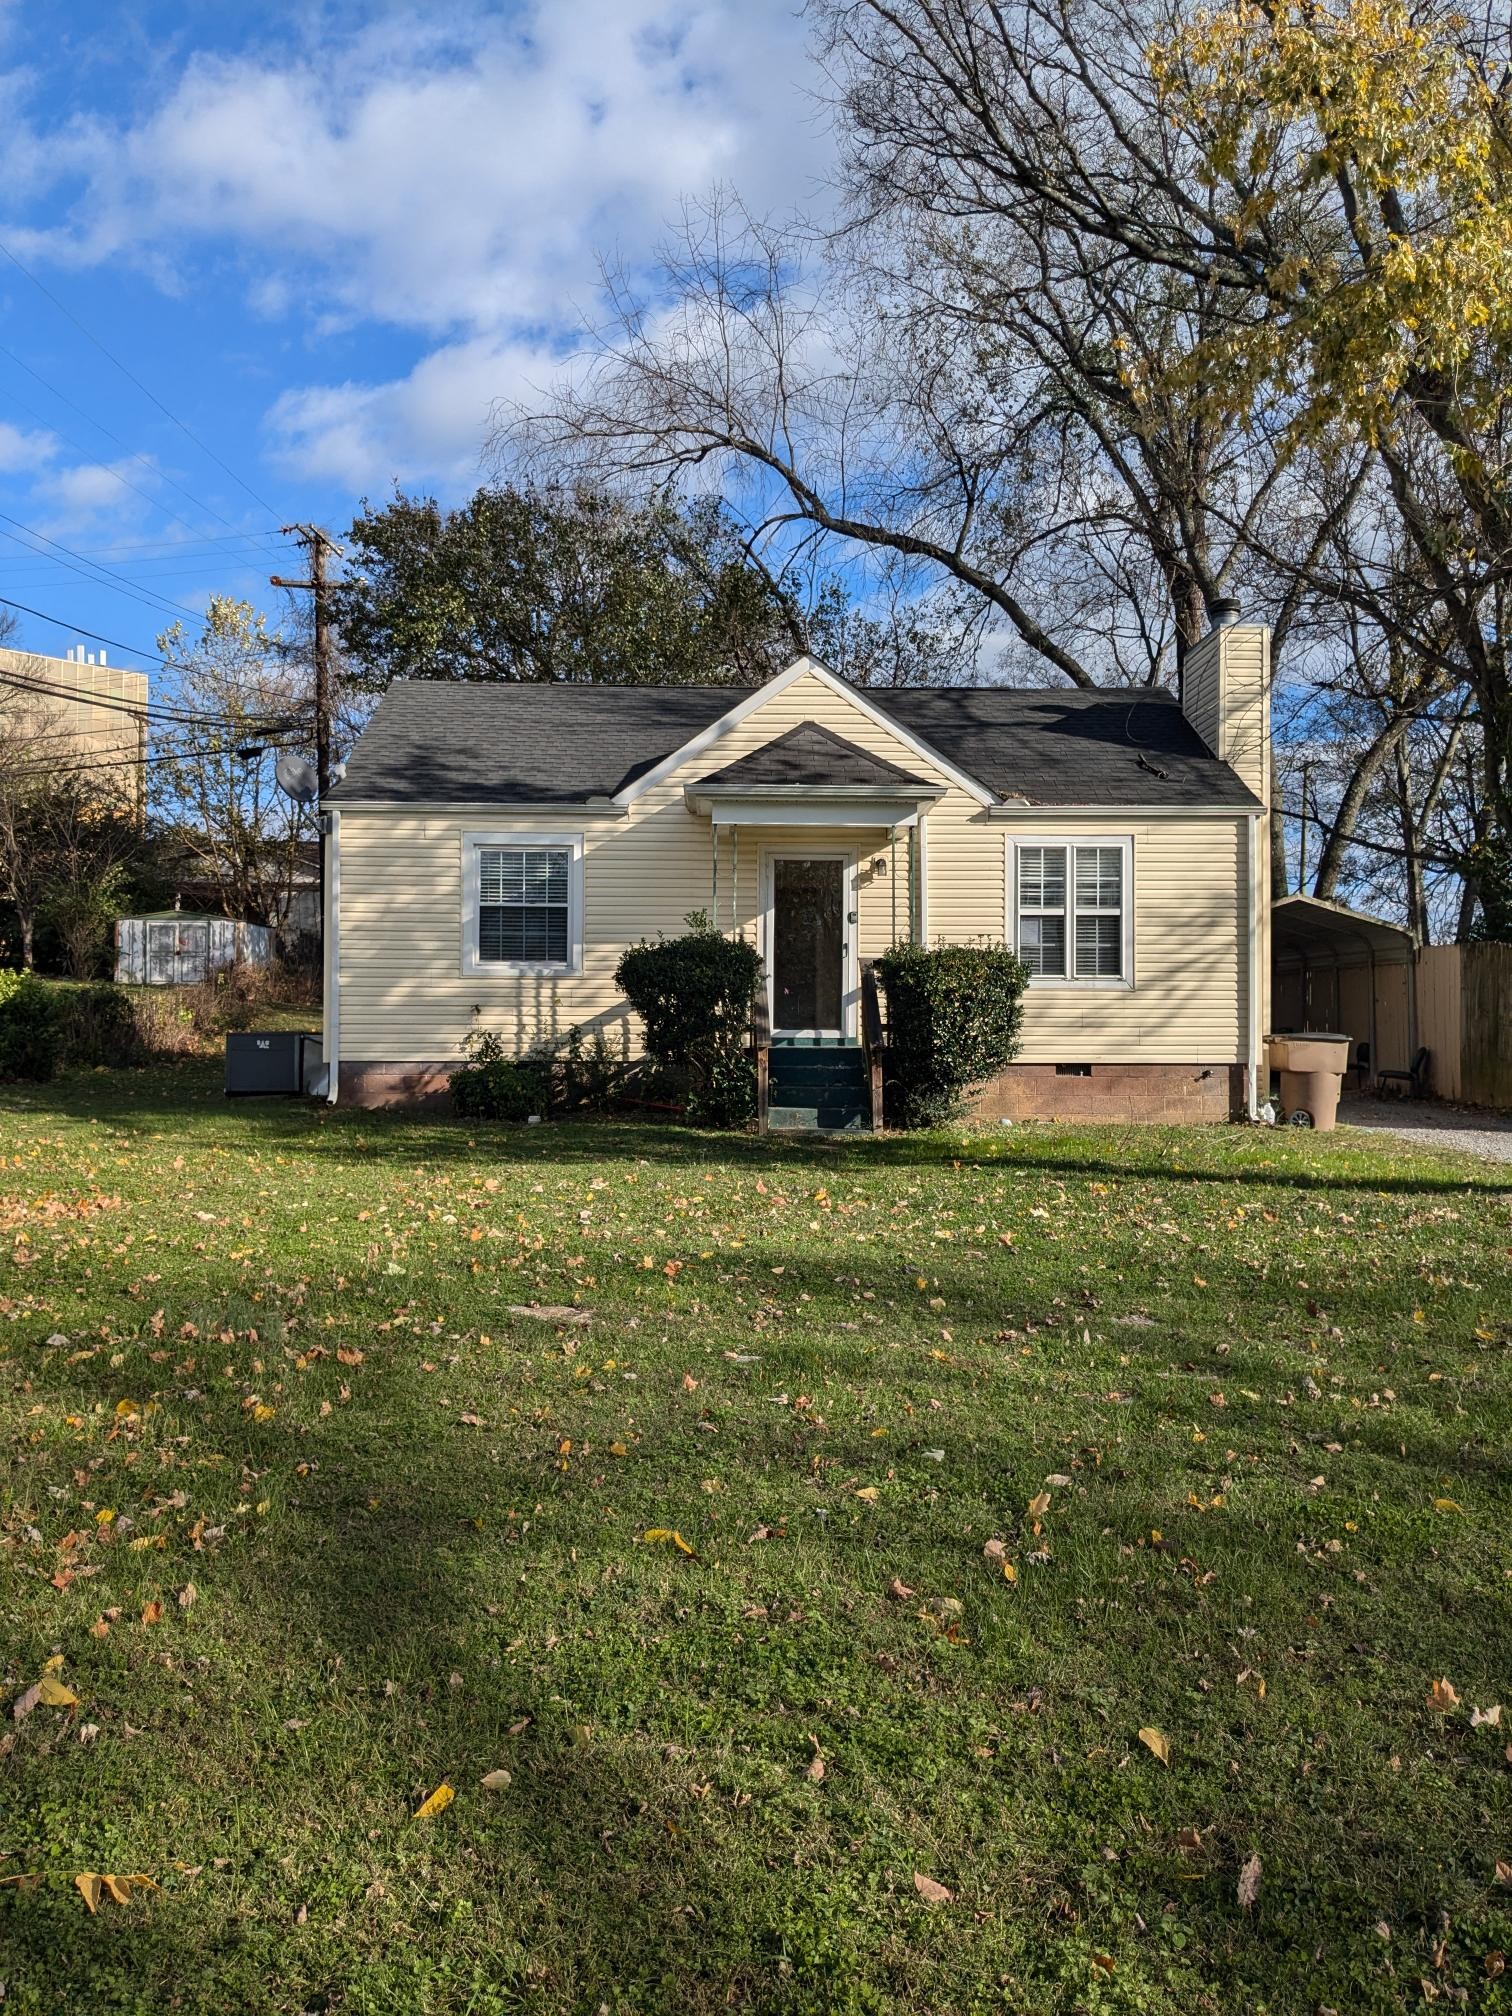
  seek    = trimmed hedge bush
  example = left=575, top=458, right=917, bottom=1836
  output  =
left=615, top=912, right=761, bottom=1127
left=0, top=971, right=65, bottom=1083
left=875, top=941, right=1029, bottom=1127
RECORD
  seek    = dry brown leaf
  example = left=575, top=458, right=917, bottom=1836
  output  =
left=75, top=1872, right=102, bottom=1914
left=1237, top=1852, right=1262, bottom=1910
left=806, top=1754, right=826, bottom=1782
left=11, top=1683, right=41, bottom=1722
left=509, top=1303, right=592, bottom=1324
left=507, top=1716, right=532, bottom=1736
left=140, top=1601, right=164, bottom=1626
left=1137, top=1726, right=1171, bottom=1767
left=1495, top=1860, right=1512, bottom=1889
left=885, top=1576, right=915, bottom=1601
left=1471, top=1703, right=1503, bottom=1728
left=982, top=1537, right=1007, bottom=1562
left=1091, top=1954, right=1116, bottom=1974
left=413, top=1782, right=455, bottom=1819
left=1045, top=1473, right=1073, bottom=1487
left=912, top=1872, right=952, bottom=1905
left=1027, top=1491, right=1051, bottom=1517
left=480, top=1769, right=512, bottom=1791
left=1427, top=1677, right=1460, bottom=1714
left=177, top=1583, right=197, bottom=1611
left=1175, top=1827, right=1203, bottom=1850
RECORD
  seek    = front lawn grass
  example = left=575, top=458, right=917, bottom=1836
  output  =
left=1, top=1063, right=1510, bottom=2015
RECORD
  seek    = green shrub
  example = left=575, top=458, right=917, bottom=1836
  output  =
left=559, top=1025, right=626, bottom=1113
left=53, top=983, right=151, bottom=1069
left=0, top=971, right=64, bottom=1083
left=875, top=941, right=1029, bottom=1127
left=614, top=911, right=762, bottom=1127
left=448, top=1027, right=550, bottom=1121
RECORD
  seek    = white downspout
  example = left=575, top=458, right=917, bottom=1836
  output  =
left=1246, top=810, right=1263, bottom=1117
left=323, top=809, right=341, bottom=1104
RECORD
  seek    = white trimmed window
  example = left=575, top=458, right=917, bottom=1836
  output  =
left=1010, top=838, right=1133, bottom=986
left=462, top=832, right=584, bottom=976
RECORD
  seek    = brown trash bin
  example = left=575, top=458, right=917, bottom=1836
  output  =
left=1267, top=1033, right=1351, bottom=1131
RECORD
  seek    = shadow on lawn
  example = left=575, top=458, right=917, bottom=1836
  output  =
left=16, top=1063, right=1508, bottom=1200
left=11, top=1219, right=1511, bottom=2012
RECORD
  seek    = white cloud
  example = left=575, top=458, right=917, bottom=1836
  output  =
left=0, top=418, right=56, bottom=472
left=0, top=2, right=826, bottom=493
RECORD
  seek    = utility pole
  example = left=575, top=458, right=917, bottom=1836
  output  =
left=271, top=525, right=343, bottom=942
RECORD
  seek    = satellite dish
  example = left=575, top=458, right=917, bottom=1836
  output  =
left=275, top=751, right=319, bottom=804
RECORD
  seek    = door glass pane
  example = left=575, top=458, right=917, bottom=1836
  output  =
left=773, top=858, right=844, bottom=1029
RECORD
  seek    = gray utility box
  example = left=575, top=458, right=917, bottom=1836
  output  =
left=225, top=1030, right=322, bottom=1098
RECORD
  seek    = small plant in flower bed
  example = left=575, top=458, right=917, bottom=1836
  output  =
left=615, top=910, right=761, bottom=1127
left=448, top=1025, right=551, bottom=1121
left=876, top=940, right=1029, bottom=1126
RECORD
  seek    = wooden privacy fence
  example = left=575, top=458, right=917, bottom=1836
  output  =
left=1418, top=942, right=1512, bottom=1108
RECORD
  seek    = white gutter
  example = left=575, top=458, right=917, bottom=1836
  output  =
left=323, top=808, right=341, bottom=1105
left=1246, top=809, right=1264, bottom=1118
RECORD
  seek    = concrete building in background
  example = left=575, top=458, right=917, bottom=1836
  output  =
left=0, top=643, right=149, bottom=805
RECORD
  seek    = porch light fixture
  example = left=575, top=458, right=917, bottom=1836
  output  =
left=872, top=854, right=888, bottom=876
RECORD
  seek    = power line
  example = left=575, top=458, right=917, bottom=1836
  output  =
left=0, top=512, right=208, bottom=624
left=0, top=665, right=310, bottom=733
left=0, top=592, right=199, bottom=671
left=0, top=237, right=285, bottom=525
left=0, top=334, right=268, bottom=542
left=0, top=730, right=313, bottom=786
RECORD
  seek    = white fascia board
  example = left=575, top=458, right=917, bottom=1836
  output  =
left=323, top=799, right=626, bottom=817
left=705, top=800, right=929, bottom=828
left=612, top=655, right=997, bottom=809
left=987, top=802, right=1256, bottom=819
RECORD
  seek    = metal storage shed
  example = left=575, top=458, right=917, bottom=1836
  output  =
left=115, top=912, right=273, bottom=987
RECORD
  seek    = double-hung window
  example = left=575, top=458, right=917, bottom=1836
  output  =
left=1011, top=838, right=1132, bottom=984
left=463, top=833, right=583, bottom=976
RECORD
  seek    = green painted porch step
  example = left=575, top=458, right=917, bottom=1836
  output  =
left=767, top=1042, right=871, bottom=1132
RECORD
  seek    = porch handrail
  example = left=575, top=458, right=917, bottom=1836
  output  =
left=860, top=963, right=885, bottom=1132
left=751, top=988, right=771, bottom=1133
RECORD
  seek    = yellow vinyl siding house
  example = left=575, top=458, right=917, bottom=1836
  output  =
left=323, top=617, right=1269, bottom=1124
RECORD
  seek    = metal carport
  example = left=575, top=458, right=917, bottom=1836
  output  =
left=1271, top=895, right=1418, bottom=1087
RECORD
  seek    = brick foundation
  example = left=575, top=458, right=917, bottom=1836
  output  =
left=337, top=1061, right=455, bottom=1109
left=970, top=1062, right=1245, bottom=1124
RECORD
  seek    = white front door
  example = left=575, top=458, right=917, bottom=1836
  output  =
left=764, top=852, right=855, bottom=1037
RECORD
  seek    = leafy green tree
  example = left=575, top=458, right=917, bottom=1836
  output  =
left=332, top=485, right=809, bottom=691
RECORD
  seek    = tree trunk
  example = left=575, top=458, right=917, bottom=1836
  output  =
left=1313, top=718, right=1408, bottom=902
left=18, top=908, right=33, bottom=970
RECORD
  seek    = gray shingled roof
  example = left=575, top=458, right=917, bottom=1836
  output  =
left=695, top=720, right=932, bottom=792
left=328, top=678, right=1261, bottom=810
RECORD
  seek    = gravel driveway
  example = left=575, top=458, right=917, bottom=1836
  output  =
left=1337, top=1093, right=1512, bottom=1164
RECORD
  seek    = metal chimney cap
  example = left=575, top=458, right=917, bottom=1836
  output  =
left=1209, top=596, right=1242, bottom=631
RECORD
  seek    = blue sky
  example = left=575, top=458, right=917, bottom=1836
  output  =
left=0, top=1, right=826, bottom=678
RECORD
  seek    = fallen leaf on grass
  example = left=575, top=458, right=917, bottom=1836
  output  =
left=1027, top=1491, right=1051, bottom=1517
left=11, top=1684, right=40, bottom=1722
left=177, top=1583, right=197, bottom=1611
left=507, top=1716, right=532, bottom=1736
left=75, top=1871, right=156, bottom=1913
left=37, top=1676, right=77, bottom=1708
left=885, top=1577, right=915, bottom=1601
left=641, top=1528, right=696, bottom=1556
left=1138, top=1727, right=1171, bottom=1766
left=1471, top=1703, right=1502, bottom=1728
left=983, top=1538, right=1007, bottom=1562
left=1237, top=1853, right=1262, bottom=1910
left=1045, top=1473, right=1073, bottom=1487
left=507, top=1303, right=591, bottom=1324
left=1427, top=1678, right=1460, bottom=1714
left=141, top=1601, right=164, bottom=1626
left=1001, top=1561, right=1018, bottom=1584
left=480, top=1770, right=512, bottom=1791
left=413, top=1783, right=455, bottom=1819
left=1092, top=1954, right=1115, bottom=1974
left=853, top=1485, right=880, bottom=1503
left=805, top=1754, right=826, bottom=1783
left=912, top=1872, right=952, bottom=1905
left=1175, top=1828, right=1203, bottom=1850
